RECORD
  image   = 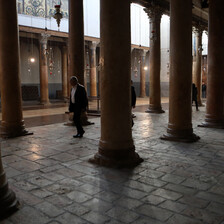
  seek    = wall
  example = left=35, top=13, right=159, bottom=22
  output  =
left=20, top=39, right=63, bottom=99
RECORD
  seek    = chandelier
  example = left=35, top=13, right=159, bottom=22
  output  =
left=54, top=3, right=63, bottom=29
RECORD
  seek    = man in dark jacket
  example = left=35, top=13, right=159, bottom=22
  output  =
left=69, top=76, right=88, bottom=138
left=192, top=83, right=199, bottom=111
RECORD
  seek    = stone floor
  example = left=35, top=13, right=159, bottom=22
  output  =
left=1, top=99, right=224, bottom=224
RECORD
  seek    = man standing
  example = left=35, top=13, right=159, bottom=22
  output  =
left=69, top=76, right=88, bottom=138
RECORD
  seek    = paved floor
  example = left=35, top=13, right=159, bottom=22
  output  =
left=1, top=98, right=224, bottom=224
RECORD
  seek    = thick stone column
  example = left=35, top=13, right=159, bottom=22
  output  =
left=193, top=26, right=203, bottom=106
left=0, top=147, right=19, bottom=218
left=90, top=41, right=98, bottom=97
left=139, top=50, right=147, bottom=98
left=62, top=45, right=68, bottom=100
left=161, top=0, right=199, bottom=142
left=39, top=33, right=50, bottom=105
left=68, top=0, right=84, bottom=85
left=0, top=0, right=30, bottom=138
left=0, top=0, right=19, bottom=218
left=144, top=5, right=164, bottom=113
left=89, top=0, right=143, bottom=167
left=199, top=0, right=224, bottom=128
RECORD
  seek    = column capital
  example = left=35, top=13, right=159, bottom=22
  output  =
left=40, top=32, right=50, bottom=45
left=144, top=5, right=163, bottom=22
left=140, top=49, right=148, bottom=57
left=89, top=41, right=99, bottom=50
left=192, top=24, right=204, bottom=36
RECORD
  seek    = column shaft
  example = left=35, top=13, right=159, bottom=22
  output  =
left=139, top=50, right=147, bottom=98
left=0, top=0, right=19, bottom=218
left=39, top=34, right=50, bottom=104
left=68, top=0, right=84, bottom=85
left=145, top=6, right=164, bottom=113
left=161, top=0, right=199, bottom=142
left=194, top=28, right=203, bottom=106
left=89, top=0, right=143, bottom=167
left=0, top=0, right=28, bottom=137
left=62, top=45, right=68, bottom=99
left=90, top=42, right=98, bottom=97
left=200, top=0, right=224, bottom=128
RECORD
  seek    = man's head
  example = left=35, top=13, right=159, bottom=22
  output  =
left=70, top=76, right=78, bottom=87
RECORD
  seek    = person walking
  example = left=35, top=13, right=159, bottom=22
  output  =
left=69, top=76, right=88, bottom=138
left=192, top=83, right=199, bottom=111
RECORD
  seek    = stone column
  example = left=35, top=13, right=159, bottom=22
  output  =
left=0, top=0, right=30, bottom=138
left=199, top=0, right=224, bottom=128
left=0, top=0, right=19, bottom=218
left=89, top=41, right=98, bottom=97
left=161, top=0, right=200, bottom=142
left=144, top=5, right=164, bottom=113
left=68, top=0, right=84, bottom=85
left=193, top=26, right=203, bottom=106
left=39, top=33, right=50, bottom=104
left=62, top=45, right=68, bottom=100
left=139, top=50, right=147, bottom=98
left=89, top=0, right=143, bottom=167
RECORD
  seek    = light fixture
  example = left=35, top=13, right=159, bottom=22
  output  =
left=144, top=66, right=148, bottom=71
left=30, top=57, right=35, bottom=63
left=54, top=4, right=63, bottom=29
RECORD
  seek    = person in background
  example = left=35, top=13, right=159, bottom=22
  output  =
left=202, top=81, right=207, bottom=98
left=69, top=76, right=88, bottom=138
left=192, top=83, right=199, bottom=111
left=131, top=80, right=136, bottom=118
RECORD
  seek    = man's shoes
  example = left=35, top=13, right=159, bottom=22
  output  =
left=73, top=131, right=85, bottom=138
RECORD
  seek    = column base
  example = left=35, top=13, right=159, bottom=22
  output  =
left=89, top=147, right=143, bottom=168
left=39, top=101, right=51, bottom=106
left=161, top=127, right=200, bottom=143
left=146, top=106, right=165, bottom=114
left=1, top=121, right=33, bottom=138
left=198, top=121, right=224, bottom=129
left=0, top=174, right=19, bottom=220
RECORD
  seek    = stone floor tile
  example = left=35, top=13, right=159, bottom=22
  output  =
left=82, top=197, right=113, bottom=212
left=28, top=176, right=54, bottom=187
left=182, top=207, right=224, bottom=224
left=9, top=159, right=43, bottom=172
left=196, top=192, right=224, bottom=204
left=81, top=210, right=109, bottom=224
left=136, top=204, right=173, bottom=222
left=66, top=190, right=93, bottom=203
left=164, top=183, right=197, bottom=195
left=31, top=188, right=54, bottom=198
left=45, top=195, right=73, bottom=208
left=161, top=173, right=186, bottom=184
left=8, top=206, right=50, bottom=224
left=151, top=188, right=183, bottom=201
left=167, top=214, right=203, bottom=224
left=141, top=194, right=166, bottom=205
left=206, top=202, right=224, bottom=215
left=133, top=217, right=165, bottom=224
left=181, top=178, right=213, bottom=191
left=178, top=195, right=210, bottom=208
left=94, top=190, right=121, bottom=202
left=64, top=203, right=90, bottom=216
left=35, top=201, right=65, bottom=218
left=4, top=167, right=22, bottom=178
left=106, top=207, right=140, bottom=223
left=113, top=196, right=143, bottom=209
left=159, top=200, right=187, bottom=213
left=124, top=180, right=155, bottom=193
left=56, top=212, right=90, bottom=224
